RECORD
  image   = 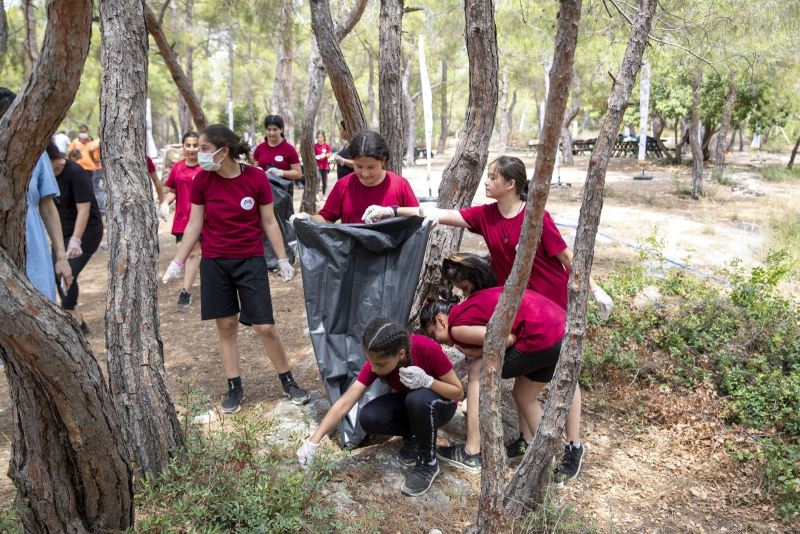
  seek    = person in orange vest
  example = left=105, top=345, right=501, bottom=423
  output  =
left=68, top=124, right=104, bottom=215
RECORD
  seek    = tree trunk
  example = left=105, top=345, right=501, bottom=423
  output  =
left=672, top=125, right=689, bottom=164
left=366, top=43, right=378, bottom=128
left=145, top=5, right=207, bottom=130
left=701, top=120, right=716, bottom=161
left=560, top=97, right=580, bottom=166
left=409, top=0, right=499, bottom=325
left=507, top=89, right=517, bottom=143
left=309, top=0, right=368, bottom=137
left=379, top=0, right=405, bottom=174
left=690, top=70, right=703, bottom=199
left=504, top=0, right=657, bottom=517
left=226, top=36, right=234, bottom=129
left=498, top=66, right=509, bottom=154
left=0, top=0, right=8, bottom=58
left=180, top=0, right=195, bottom=134
left=713, top=71, right=736, bottom=177
left=651, top=111, right=670, bottom=159
left=403, top=62, right=417, bottom=167
left=467, top=3, right=582, bottom=533
left=437, top=59, right=449, bottom=154
left=788, top=134, right=800, bottom=169
left=299, top=0, right=369, bottom=214
left=0, top=1, right=134, bottom=530
left=100, top=0, right=183, bottom=479
left=761, top=124, right=773, bottom=147
left=22, top=0, right=39, bottom=75
left=271, top=0, right=294, bottom=144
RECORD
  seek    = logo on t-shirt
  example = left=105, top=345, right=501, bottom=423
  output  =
left=240, top=197, right=255, bottom=210
left=275, top=155, right=284, bottom=162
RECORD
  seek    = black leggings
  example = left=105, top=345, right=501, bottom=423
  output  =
left=57, top=224, right=103, bottom=310
left=318, top=169, right=329, bottom=194
left=359, top=388, right=457, bottom=463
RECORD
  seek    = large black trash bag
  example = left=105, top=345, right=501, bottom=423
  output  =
left=294, top=217, right=434, bottom=448
left=263, top=175, right=297, bottom=268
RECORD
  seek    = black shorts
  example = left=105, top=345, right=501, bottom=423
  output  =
left=501, top=339, right=563, bottom=383
left=199, top=257, right=274, bottom=325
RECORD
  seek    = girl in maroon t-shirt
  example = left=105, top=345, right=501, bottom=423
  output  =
left=292, top=130, right=419, bottom=224
left=420, top=253, right=586, bottom=483
left=313, top=130, right=331, bottom=197
left=296, top=317, right=463, bottom=497
left=363, top=155, right=613, bottom=316
left=162, top=124, right=310, bottom=414
left=252, top=114, right=302, bottom=183
left=162, top=131, right=202, bottom=310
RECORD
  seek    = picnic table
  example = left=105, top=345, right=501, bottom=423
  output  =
left=572, top=136, right=665, bottom=159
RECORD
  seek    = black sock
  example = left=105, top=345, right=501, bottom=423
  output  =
left=227, top=377, right=242, bottom=391
left=278, top=371, right=294, bottom=385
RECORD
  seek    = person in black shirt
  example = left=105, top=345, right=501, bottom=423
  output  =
left=46, top=142, right=104, bottom=335
left=334, top=120, right=355, bottom=180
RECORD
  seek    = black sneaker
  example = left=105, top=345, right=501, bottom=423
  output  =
left=80, top=321, right=90, bottom=336
left=398, top=437, right=418, bottom=467
left=506, top=433, right=528, bottom=460
left=553, top=442, right=587, bottom=487
left=282, top=380, right=310, bottom=405
left=221, top=387, right=244, bottom=414
left=401, top=459, right=440, bottom=497
left=177, top=290, right=192, bottom=310
left=436, top=443, right=481, bottom=474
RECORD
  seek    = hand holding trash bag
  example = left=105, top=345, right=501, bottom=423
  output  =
left=592, top=286, right=614, bottom=320
left=278, top=258, right=294, bottom=282
left=362, top=205, right=395, bottom=224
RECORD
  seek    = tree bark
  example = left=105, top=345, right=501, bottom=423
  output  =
left=22, top=0, right=39, bottom=75
left=467, top=2, right=582, bottom=532
left=101, top=0, right=184, bottom=479
left=0, top=0, right=134, bottom=530
left=409, top=0, right=499, bottom=325
left=713, top=71, right=736, bottom=177
left=761, top=124, right=773, bottom=147
left=437, top=59, right=449, bottom=154
left=0, top=0, right=8, bottom=58
left=560, top=97, right=580, bottom=166
left=690, top=70, right=703, bottom=199
left=179, top=0, right=196, bottom=134
left=379, top=0, right=405, bottom=174
left=145, top=4, right=207, bottom=131
left=498, top=66, right=509, bottom=154
left=651, top=111, right=670, bottom=159
left=788, top=134, right=800, bottom=169
left=300, top=0, right=369, bottom=214
left=271, top=0, right=295, bottom=144
left=701, top=120, right=716, bottom=161
left=366, top=43, right=378, bottom=128
left=309, top=0, right=368, bottom=137
left=504, top=0, right=657, bottom=516
left=403, top=62, right=417, bottom=167
left=507, top=89, right=517, bottom=144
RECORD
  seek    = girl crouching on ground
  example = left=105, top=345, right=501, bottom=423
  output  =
left=296, top=317, right=463, bottom=497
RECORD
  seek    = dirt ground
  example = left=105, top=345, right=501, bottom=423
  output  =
left=0, top=149, right=797, bottom=532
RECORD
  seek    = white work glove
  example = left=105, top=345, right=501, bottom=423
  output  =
left=592, top=286, right=614, bottom=321
left=417, top=206, right=440, bottom=226
left=296, top=439, right=320, bottom=467
left=158, top=202, right=170, bottom=221
left=289, top=212, right=311, bottom=225
left=266, top=167, right=284, bottom=179
left=399, top=366, right=434, bottom=390
left=362, top=205, right=394, bottom=224
left=278, top=258, right=294, bottom=282
left=66, top=236, right=83, bottom=259
left=162, top=259, right=184, bottom=284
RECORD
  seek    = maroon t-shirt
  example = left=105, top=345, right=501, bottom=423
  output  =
left=165, top=160, right=201, bottom=234
left=253, top=139, right=300, bottom=171
left=314, top=143, right=331, bottom=170
left=459, top=205, right=570, bottom=309
left=146, top=156, right=157, bottom=174
left=319, top=171, right=419, bottom=224
left=448, top=287, right=565, bottom=353
left=189, top=164, right=274, bottom=258
left=356, top=335, right=453, bottom=393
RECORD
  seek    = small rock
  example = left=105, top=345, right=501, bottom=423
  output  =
left=430, top=529, right=444, bottom=534
left=633, top=285, right=662, bottom=310
left=192, top=409, right=218, bottom=425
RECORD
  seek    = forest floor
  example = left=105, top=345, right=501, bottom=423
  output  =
left=0, top=149, right=798, bottom=533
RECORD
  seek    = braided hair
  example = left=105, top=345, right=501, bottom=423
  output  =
left=361, top=317, right=411, bottom=363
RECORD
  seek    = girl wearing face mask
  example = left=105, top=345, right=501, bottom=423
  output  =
left=420, top=253, right=585, bottom=486
left=253, top=115, right=302, bottom=185
left=313, top=130, right=331, bottom=198
left=296, top=130, right=419, bottom=224
left=362, top=155, right=613, bottom=316
left=296, top=317, right=463, bottom=497
left=161, top=131, right=202, bottom=310
left=162, top=124, right=310, bottom=413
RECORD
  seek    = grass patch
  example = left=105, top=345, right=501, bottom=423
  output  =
left=759, top=164, right=800, bottom=183
left=769, top=206, right=800, bottom=278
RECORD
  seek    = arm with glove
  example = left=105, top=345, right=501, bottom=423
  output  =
left=399, top=366, right=463, bottom=401
left=260, top=203, right=294, bottom=282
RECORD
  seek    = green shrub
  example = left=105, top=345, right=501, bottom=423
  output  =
left=0, top=507, right=22, bottom=533
left=759, top=164, right=800, bottom=183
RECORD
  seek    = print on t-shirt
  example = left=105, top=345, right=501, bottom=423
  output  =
left=240, top=196, right=255, bottom=210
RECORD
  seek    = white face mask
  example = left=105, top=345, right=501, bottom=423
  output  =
left=78, top=132, right=89, bottom=140
left=198, top=147, right=224, bottom=171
